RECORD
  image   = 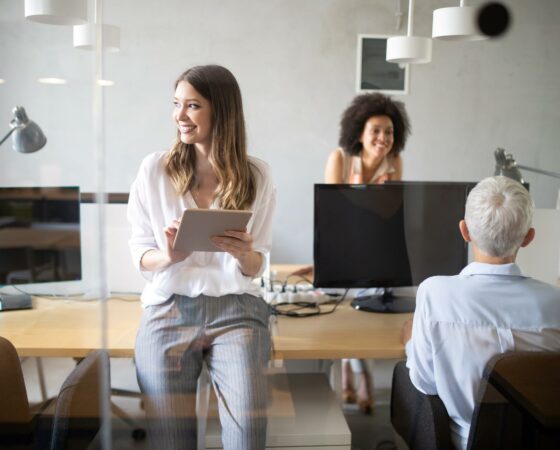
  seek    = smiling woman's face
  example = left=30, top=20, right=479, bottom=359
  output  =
left=173, top=81, right=213, bottom=150
left=359, top=115, right=394, bottom=158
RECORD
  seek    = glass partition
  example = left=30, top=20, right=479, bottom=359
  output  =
left=2, top=1, right=559, bottom=449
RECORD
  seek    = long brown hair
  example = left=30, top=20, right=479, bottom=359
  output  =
left=165, top=65, right=256, bottom=210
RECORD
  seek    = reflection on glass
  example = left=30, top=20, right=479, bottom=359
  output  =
left=0, top=186, right=81, bottom=285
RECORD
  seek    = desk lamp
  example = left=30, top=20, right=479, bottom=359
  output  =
left=494, top=148, right=560, bottom=184
left=0, top=106, right=46, bottom=311
left=0, top=106, right=47, bottom=154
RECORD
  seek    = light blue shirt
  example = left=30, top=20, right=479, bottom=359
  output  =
left=405, top=262, right=560, bottom=449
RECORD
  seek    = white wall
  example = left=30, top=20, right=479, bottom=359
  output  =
left=1, top=0, right=559, bottom=267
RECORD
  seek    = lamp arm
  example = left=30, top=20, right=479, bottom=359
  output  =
left=516, top=164, right=560, bottom=180
left=0, top=127, right=19, bottom=146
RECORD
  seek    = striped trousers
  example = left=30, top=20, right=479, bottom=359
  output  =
left=135, top=293, right=271, bottom=450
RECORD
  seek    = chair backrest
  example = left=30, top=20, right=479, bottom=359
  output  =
left=390, top=360, right=453, bottom=450
left=468, top=351, right=560, bottom=450
left=391, top=352, right=560, bottom=450
left=0, top=336, right=34, bottom=448
left=49, top=349, right=110, bottom=450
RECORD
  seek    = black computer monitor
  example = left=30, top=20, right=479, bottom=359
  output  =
left=0, top=187, right=81, bottom=294
left=313, top=182, right=474, bottom=313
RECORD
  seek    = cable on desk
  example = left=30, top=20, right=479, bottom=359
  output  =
left=262, top=270, right=314, bottom=294
left=270, top=288, right=349, bottom=318
left=284, top=273, right=313, bottom=288
left=5, top=285, right=92, bottom=301
left=1, top=285, right=141, bottom=302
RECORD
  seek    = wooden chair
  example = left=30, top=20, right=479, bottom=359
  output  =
left=0, top=336, right=109, bottom=450
left=0, top=336, right=35, bottom=449
left=468, top=351, right=560, bottom=449
left=49, top=349, right=109, bottom=450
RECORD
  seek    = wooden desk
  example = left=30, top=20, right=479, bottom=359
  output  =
left=272, top=301, right=409, bottom=360
left=0, top=297, right=139, bottom=358
left=0, top=295, right=410, bottom=360
left=269, top=263, right=410, bottom=359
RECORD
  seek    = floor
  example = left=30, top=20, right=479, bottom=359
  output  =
left=21, top=357, right=404, bottom=450
left=342, top=390, right=400, bottom=450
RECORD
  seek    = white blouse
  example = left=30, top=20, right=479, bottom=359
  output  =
left=127, top=151, right=276, bottom=307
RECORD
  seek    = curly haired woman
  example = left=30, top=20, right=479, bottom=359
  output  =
left=326, top=92, right=411, bottom=414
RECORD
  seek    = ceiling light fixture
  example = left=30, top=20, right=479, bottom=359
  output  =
left=386, top=0, right=432, bottom=64
left=73, top=23, right=120, bottom=52
left=73, top=0, right=120, bottom=52
left=433, top=0, right=487, bottom=41
left=24, top=0, right=87, bottom=26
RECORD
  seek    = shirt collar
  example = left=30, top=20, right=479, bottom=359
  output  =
left=460, top=262, right=526, bottom=277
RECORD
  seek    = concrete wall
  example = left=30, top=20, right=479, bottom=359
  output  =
left=1, top=0, right=559, bottom=267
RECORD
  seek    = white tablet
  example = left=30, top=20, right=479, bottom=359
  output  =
left=172, top=208, right=253, bottom=253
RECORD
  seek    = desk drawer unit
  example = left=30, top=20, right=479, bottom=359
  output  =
left=205, top=372, right=351, bottom=449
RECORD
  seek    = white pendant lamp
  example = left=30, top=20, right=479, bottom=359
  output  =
left=432, top=0, right=487, bottom=41
left=73, top=23, right=120, bottom=52
left=25, top=0, right=87, bottom=25
left=387, top=0, right=432, bottom=64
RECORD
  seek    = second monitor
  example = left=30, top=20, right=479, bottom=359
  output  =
left=313, top=182, right=474, bottom=313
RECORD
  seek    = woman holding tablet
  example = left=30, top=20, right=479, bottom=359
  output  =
left=127, top=65, right=275, bottom=450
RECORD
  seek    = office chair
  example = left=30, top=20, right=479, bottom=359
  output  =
left=391, top=352, right=560, bottom=450
left=49, top=349, right=109, bottom=450
left=390, top=360, right=453, bottom=450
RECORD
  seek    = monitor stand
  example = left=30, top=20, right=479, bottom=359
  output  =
left=350, top=288, right=415, bottom=313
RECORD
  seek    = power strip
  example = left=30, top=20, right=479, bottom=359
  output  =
left=264, top=291, right=332, bottom=305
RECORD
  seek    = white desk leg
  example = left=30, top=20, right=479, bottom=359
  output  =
left=196, top=365, right=211, bottom=450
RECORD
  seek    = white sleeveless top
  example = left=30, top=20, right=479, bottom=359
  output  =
left=337, top=147, right=396, bottom=183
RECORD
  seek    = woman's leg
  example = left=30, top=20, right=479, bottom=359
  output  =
left=352, top=359, right=373, bottom=415
left=341, top=358, right=356, bottom=403
left=135, top=295, right=205, bottom=449
left=349, top=358, right=365, bottom=373
left=205, top=294, right=271, bottom=450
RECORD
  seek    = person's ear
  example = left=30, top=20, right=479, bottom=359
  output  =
left=459, top=220, right=471, bottom=242
left=520, top=227, right=535, bottom=248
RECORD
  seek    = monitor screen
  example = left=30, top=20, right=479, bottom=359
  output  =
left=313, top=182, right=474, bottom=312
left=0, top=187, right=81, bottom=286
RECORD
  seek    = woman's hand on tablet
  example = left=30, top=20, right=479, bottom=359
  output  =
left=211, top=229, right=262, bottom=277
left=140, top=220, right=191, bottom=272
left=211, top=229, right=253, bottom=258
left=163, top=219, right=192, bottom=264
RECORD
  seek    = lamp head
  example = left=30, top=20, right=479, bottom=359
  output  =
left=3, top=106, right=47, bottom=154
left=494, top=147, right=524, bottom=183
